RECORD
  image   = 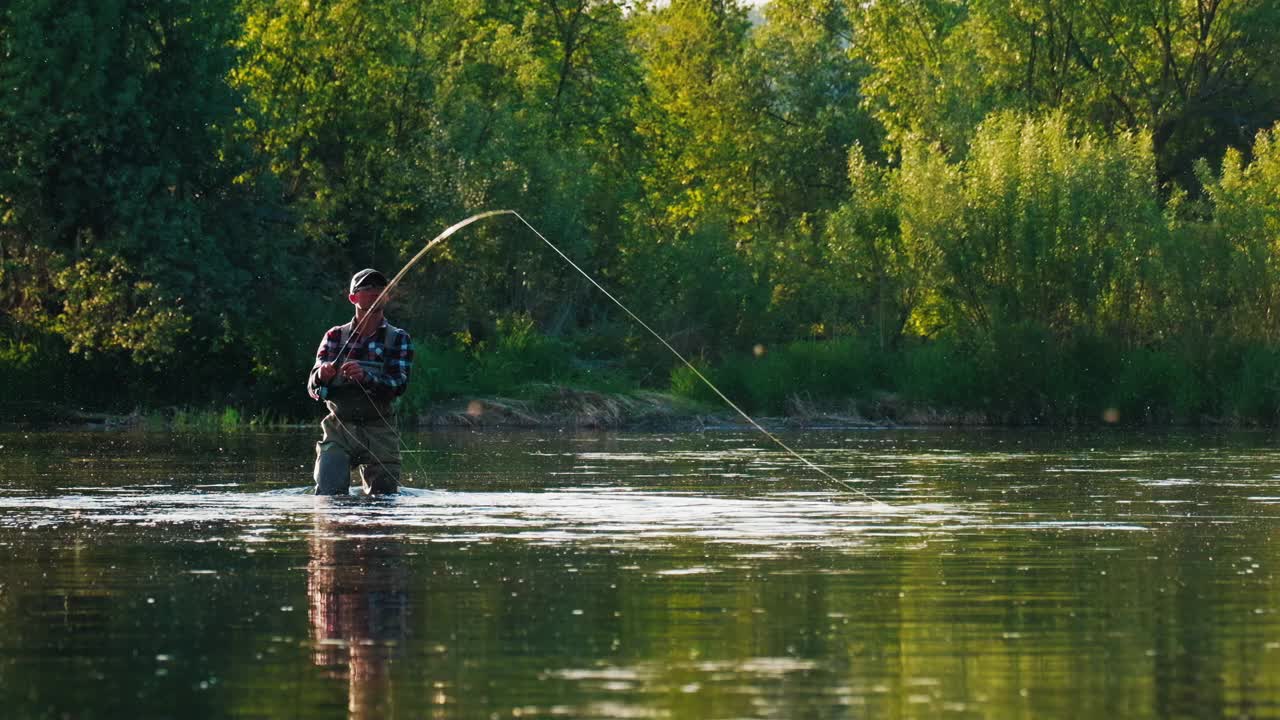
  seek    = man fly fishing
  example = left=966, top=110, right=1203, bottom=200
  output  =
left=303, top=212, right=885, bottom=506
left=307, top=269, right=414, bottom=495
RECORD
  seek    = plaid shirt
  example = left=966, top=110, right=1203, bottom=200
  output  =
left=307, top=318, right=413, bottom=402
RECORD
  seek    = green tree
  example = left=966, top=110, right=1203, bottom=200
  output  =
left=1166, top=123, right=1280, bottom=344
left=617, top=0, right=762, bottom=353
left=232, top=0, right=459, bottom=267
left=895, top=111, right=1163, bottom=343
left=1, top=0, right=291, bottom=376
left=234, top=0, right=645, bottom=339
left=622, top=0, right=881, bottom=349
left=735, top=0, right=885, bottom=340
left=852, top=0, right=988, bottom=155
left=853, top=0, right=1280, bottom=187
left=820, top=144, right=910, bottom=348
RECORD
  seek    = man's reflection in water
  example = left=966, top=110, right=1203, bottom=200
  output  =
left=308, top=512, right=411, bottom=719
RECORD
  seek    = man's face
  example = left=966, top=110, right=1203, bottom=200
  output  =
left=349, top=285, right=387, bottom=312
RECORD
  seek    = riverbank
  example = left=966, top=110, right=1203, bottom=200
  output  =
left=14, top=327, right=1280, bottom=432
left=15, top=384, right=1189, bottom=433
left=16, top=388, right=918, bottom=432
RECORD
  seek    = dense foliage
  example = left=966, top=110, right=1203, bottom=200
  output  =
left=3, top=0, right=1279, bottom=423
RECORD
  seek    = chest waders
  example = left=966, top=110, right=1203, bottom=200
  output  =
left=314, top=322, right=404, bottom=496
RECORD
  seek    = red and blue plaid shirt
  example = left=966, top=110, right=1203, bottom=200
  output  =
left=307, top=319, right=413, bottom=402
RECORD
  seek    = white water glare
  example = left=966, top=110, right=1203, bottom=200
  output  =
left=0, top=488, right=966, bottom=552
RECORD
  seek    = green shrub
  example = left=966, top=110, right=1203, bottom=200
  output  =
left=1109, top=349, right=1203, bottom=424
left=670, top=360, right=719, bottom=404
left=895, top=337, right=984, bottom=410
left=169, top=407, right=248, bottom=432
left=1218, top=344, right=1280, bottom=424
left=220, top=407, right=242, bottom=431
left=896, top=112, right=1162, bottom=344
left=469, top=313, right=575, bottom=395
left=669, top=338, right=886, bottom=415
left=397, top=341, right=471, bottom=416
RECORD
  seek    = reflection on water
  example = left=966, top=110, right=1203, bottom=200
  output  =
left=308, top=511, right=410, bottom=720
left=0, top=428, right=1279, bottom=718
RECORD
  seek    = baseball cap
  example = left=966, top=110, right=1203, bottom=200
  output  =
left=349, top=268, right=388, bottom=293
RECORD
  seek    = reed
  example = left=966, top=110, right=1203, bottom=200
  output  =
left=145, top=407, right=295, bottom=432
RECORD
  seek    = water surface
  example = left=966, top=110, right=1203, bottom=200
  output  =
left=2, top=428, right=1279, bottom=718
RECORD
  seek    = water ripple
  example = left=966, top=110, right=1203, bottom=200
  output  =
left=0, top=484, right=1164, bottom=552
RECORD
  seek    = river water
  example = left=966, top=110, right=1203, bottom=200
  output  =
left=1, top=428, right=1278, bottom=719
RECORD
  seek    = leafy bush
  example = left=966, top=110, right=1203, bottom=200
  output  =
left=1108, top=349, right=1202, bottom=424
left=670, top=337, right=885, bottom=415
left=896, top=112, right=1162, bottom=342
left=170, top=407, right=246, bottom=432
left=396, top=341, right=471, bottom=418
left=1217, top=344, right=1280, bottom=424
left=894, top=336, right=984, bottom=410
left=468, top=314, right=575, bottom=395
left=670, top=361, right=718, bottom=405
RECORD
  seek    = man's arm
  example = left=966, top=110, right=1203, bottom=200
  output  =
left=307, top=327, right=343, bottom=400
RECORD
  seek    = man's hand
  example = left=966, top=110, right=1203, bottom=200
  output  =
left=317, top=362, right=338, bottom=383
left=340, top=361, right=366, bottom=383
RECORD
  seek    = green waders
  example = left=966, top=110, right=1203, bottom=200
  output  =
left=314, top=359, right=401, bottom=495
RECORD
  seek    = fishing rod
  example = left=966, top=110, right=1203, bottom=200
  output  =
left=349, top=210, right=893, bottom=509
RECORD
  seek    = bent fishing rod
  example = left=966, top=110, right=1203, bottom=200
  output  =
left=350, top=210, right=893, bottom=509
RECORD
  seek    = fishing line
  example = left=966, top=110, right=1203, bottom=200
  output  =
left=340, top=210, right=892, bottom=509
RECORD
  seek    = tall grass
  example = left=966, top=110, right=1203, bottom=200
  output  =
left=151, top=407, right=291, bottom=432
left=671, top=337, right=886, bottom=415
left=668, top=329, right=1280, bottom=425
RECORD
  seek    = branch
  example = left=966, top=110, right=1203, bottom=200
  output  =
left=1081, top=0, right=1155, bottom=111
left=1064, top=24, right=1139, bottom=125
